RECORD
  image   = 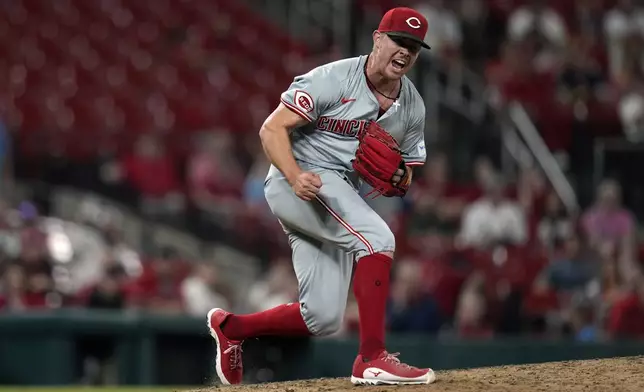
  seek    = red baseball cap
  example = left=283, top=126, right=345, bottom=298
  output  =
left=378, top=7, right=430, bottom=49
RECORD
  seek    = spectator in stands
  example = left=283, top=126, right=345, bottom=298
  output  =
left=488, top=38, right=558, bottom=127
left=572, top=0, right=612, bottom=92
left=537, top=191, right=575, bottom=251
left=102, top=224, right=142, bottom=279
left=485, top=40, right=525, bottom=89
left=458, top=0, right=495, bottom=70
left=581, top=179, right=635, bottom=251
left=413, top=0, right=462, bottom=58
left=4, top=246, right=58, bottom=310
left=575, top=0, right=608, bottom=44
left=603, top=0, right=644, bottom=80
left=0, top=198, right=8, bottom=230
left=510, top=0, right=567, bottom=74
left=236, top=139, right=285, bottom=256
left=606, top=273, right=644, bottom=338
left=459, top=175, right=528, bottom=249
left=247, top=257, right=298, bottom=312
left=0, top=262, right=26, bottom=310
left=181, top=262, right=230, bottom=317
left=507, top=0, right=567, bottom=48
left=17, top=201, right=46, bottom=251
left=16, top=202, right=58, bottom=308
left=387, top=259, right=443, bottom=334
left=454, top=272, right=493, bottom=338
left=513, top=166, right=547, bottom=231
left=84, top=263, right=127, bottom=310
left=0, top=120, right=11, bottom=197
left=0, top=200, right=20, bottom=263
left=119, top=134, right=184, bottom=218
left=419, top=238, right=471, bottom=321
left=569, top=299, right=600, bottom=342
left=127, top=248, right=187, bottom=313
left=618, top=75, right=644, bottom=142
left=407, top=156, right=464, bottom=244
left=599, top=242, right=629, bottom=307
left=21, top=261, right=55, bottom=309
left=187, top=131, right=245, bottom=230
left=243, top=150, right=271, bottom=217
left=556, top=36, right=606, bottom=110
left=533, top=233, right=599, bottom=294
left=472, top=156, right=497, bottom=198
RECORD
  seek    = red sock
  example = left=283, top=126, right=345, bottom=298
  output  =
left=222, top=303, right=312, bottom=340
left=353, top=253, right=392, bottom=360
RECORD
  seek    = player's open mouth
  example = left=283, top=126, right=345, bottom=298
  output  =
left=391, top=59, right=406, bottom=70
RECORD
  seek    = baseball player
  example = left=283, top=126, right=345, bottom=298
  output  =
left=207, top=7, right=435, bottom=386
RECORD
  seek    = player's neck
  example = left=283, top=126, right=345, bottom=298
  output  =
left=365, top=55, right=399, bottom=94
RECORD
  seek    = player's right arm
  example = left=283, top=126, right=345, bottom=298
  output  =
left=260, top=65, right=340, bottom=201
left=259, top=104, right=321, bottom=201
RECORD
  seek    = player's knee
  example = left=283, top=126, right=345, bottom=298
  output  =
left=301, top=304, right=343, bottom=336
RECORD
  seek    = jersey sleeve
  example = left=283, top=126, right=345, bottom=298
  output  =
left=280, top=66, right=338, bottom=122
left=400, top=102, right=427, bottom=166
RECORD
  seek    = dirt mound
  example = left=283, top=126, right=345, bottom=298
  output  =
left=192, top=356, right=644, bottom=392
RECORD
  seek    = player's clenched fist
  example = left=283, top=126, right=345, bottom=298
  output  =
left=292, top=172, right=322, bottom=201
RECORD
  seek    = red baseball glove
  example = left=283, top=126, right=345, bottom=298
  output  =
left=352, top=121, right=411, bottom=198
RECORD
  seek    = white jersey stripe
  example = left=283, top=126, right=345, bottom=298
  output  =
left=281, top=99, right=314, bottom=122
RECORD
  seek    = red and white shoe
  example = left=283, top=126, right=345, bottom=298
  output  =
left=351, top=351, right=436, bottom=385
left=207, top=308, right=243, bottom=385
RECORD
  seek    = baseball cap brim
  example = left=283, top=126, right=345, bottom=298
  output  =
left=385, top=32, right=430, bottom=49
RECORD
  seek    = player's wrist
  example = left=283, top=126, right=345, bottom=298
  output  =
left=285, top=168, right=303, bottom=186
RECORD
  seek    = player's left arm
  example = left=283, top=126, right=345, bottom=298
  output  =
left=399, top=103, right=427, bottom=186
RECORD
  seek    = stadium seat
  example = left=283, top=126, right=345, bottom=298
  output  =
left=6, top=0, right=312, bottom=159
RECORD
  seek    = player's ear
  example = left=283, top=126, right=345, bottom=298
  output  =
left=373, top=30, right=382, bottom=49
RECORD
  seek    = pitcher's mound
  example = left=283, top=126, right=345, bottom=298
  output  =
left=193, top=356, right=644, bottom=392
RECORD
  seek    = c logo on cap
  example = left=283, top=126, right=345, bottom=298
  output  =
left=406, top=17, right=421, bottom=29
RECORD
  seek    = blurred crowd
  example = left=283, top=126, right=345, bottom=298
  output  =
left=363, top=155, right=644, bottom=341
left=0, top=197, right=235, bottom=316
left=2, top=0, right=644, bottom=346
left=409, top=0, right=644, bottom=208
left=3, top=156, right=644, bottom=342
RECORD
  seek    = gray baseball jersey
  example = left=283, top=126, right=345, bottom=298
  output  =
left=278, top=55, right=427, bottom=173
left=263, top=55, right=427, bottom=336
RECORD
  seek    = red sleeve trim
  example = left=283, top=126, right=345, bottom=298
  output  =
left=405, top=161, right=425, bottom=166
left=281, top=99, right=314, bottom=122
